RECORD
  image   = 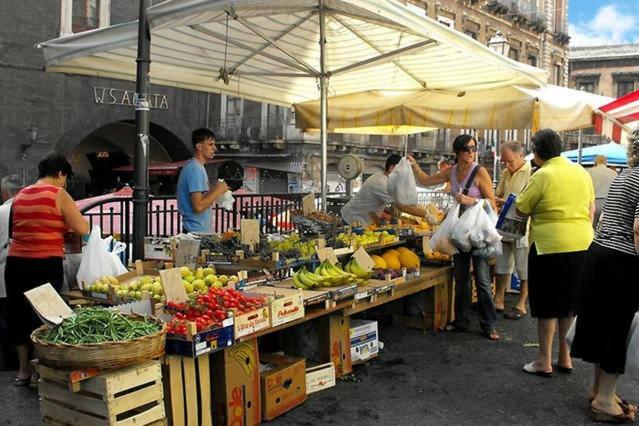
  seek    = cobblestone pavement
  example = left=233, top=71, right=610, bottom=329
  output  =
left=1, top=294, right=637, bottom=425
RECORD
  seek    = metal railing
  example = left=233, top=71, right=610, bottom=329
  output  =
left=210, top=116, right=300, bottom=142
left=80, top=192, right=351, bottom=261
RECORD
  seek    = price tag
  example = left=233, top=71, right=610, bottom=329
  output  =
left=174, top=238, right=201, bottom=269
left=352, top=247, right=375, bottom=272
left=160, top=268, right=188, bottom=303
left=315, top=246, right=338, bottom=265
left=302, top=193, right=316, bottom=215
left=24, top=283, right=75, bottom=326
left=240, top=219, right=260, bottom=247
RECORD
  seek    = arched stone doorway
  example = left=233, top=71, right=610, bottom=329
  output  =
left=67, top=121, right=187, bottom=197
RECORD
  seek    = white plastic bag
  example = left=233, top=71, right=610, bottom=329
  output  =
left=387, top=157, right=418, bottom=205
left=217, top=190, right=234, bottom=210
left=76, top=226, right=128, bottom=289
left=429, top=203, right=460, bottom=255
left=450, top=201, right=483, bottom=252
left=625, top=312, right=639, bottom=379
left=472, top=240, right=503, bottom=258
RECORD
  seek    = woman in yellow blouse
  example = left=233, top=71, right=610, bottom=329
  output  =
left=516, top=129, right=595, bottom=377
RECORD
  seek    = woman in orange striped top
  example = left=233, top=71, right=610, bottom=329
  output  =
left=6, top=153, right=89, bottom=385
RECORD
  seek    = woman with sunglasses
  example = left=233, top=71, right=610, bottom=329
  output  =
left=409, top=134, right=500, bottom=341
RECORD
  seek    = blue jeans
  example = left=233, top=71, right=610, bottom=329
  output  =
left=452, top=253, right=497, bottom=332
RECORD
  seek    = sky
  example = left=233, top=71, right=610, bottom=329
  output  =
left=569, top=0, right=639, bottom=46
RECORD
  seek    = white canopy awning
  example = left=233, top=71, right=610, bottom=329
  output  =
left=38, top=0, right=547, bottom=106
left=294, top=85, right=612, bottom=134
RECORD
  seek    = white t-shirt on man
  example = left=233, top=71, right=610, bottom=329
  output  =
left=340, top=172, right=393, bottom=226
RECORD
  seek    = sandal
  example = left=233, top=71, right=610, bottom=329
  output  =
left=13, top=376, right=30, bottom=387
left=522, top=362, right=553, bottom=377
left=444, top=322, right=468, bottom=332
left=504, top=307, right=526, bottom=320
left=482, top=329, right=500, bottom=341
left=553, top=363, right=573, bottom=374
left=590, top=408, right=635, bottom=423
left=589, top=398, right=638, bottom=415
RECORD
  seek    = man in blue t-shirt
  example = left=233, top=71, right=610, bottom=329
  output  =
left=177, top=128, right=229, bottom=232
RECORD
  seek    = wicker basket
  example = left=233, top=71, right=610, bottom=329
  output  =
left=31, top=317, right=166, bottom=370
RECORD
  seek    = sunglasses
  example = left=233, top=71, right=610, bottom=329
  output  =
left=461, top=145, right=478, bottom=153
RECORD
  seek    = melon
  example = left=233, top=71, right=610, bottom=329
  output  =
left=398, top=250, right=420, bottom=268
left=385, top=248, right=401, bottom=257
left=370, top=254, right=387, bottom=269
left=382, top=252, right=401, bottom=270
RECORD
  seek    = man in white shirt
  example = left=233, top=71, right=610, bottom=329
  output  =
left=0, top=175, right=23, bottom=369
left=587, top=155, right=618, bottom=228
left=493, top=142, right=532, bottom=320
left=341, top=154, right=426, bottom=226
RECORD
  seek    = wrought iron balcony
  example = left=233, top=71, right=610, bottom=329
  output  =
left=210, top=116, right=301, bottom=143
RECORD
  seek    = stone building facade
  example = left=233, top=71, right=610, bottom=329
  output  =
left=409, top=0, right=570, bottom=158
left=1, top=0, right=569, bottom=197
left=566, top=44, right=639, bottom=147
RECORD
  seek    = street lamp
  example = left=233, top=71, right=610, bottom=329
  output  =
left=488, top=31, right=510, bottom=57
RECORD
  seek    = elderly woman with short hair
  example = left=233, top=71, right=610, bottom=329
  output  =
left=571, top=129, right=639, bottom=423
left=515, top=129, right=595, bottom=377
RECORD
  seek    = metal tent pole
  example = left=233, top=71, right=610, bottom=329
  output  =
left=132, top=0, right=151, bottom=261
left=577, top=128, right=583, bottom=165
left=319, top=0, right=328, bottom=210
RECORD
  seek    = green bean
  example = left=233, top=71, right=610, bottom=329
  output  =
left=38, top=307, right=161, bottom=344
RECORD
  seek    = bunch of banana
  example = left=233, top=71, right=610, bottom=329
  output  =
left=292, top=266, right=328, bottom=289
left=313, top=260, right=365, bottom=286
left=345, top=258, right=372, bottom=280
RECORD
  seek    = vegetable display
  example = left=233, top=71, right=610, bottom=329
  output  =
left=39, top=307, right=162, bottom=345
left=165, top=287, right=268, bottom=336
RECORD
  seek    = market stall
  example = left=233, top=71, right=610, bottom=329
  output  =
left=27, top=196, right=459, bottom=425
left=594, top=89, right=639, bottom=145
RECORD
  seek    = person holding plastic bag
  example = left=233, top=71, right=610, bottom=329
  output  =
left=570, top=129, right=639, bottom=423
left=341, top=154, right=427, bottom=227
left=410, top=134, right=500, bottom=341
left=5, top=153, right=89, bottom=386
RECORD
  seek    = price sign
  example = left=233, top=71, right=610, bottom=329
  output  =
left=160, top=268, right=188, bottom=303
left=352, top=247, right=375, bottom=272
left=24, top=284, right=75, bottom=326
left=241, top=219, right=260, bottom=248
left=302, top=193, right=316, bottom=215
left=174, top=238, right=201, bottom=269
left=315, top=246, right=338, bottom=265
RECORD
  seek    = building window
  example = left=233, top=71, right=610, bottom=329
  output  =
left=554, top=64, right=562, bottom=85
left=436, top=15, right=455, bottom=28
left=617, top=80, right=636, bottom=98
left=576, top=81, right=596, bottom=93
left=60, top=0, right=110, bottom=36
left=72, top=0, right=100, bottom=33
left=527, top=55, right=537, bottom=67
left=554, top=0, right=565, bottom=33
left=508, top=48, right=519, bottom=61
left=464, top=30, right=477, bottom=40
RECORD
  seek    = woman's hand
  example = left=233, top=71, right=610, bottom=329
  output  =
left=454, top=192, right=478, bottom=206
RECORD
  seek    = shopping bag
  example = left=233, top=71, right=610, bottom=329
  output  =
left=496, top=193, right=528, bottom=240
left=387, top=157, right=418, bottom=205
left=76, top=226, right=128, bottom=289
left=450, top=201, right=483, bottom=253
left=429, top=203, right=460, bottom=255
left=217, top=190, right=235, bottom=210
left=625, top=312, right=639, bottom=379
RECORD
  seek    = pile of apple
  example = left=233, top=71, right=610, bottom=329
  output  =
left=114, top=275, right=165, bottom=302
left=179, top=266, right=240, bottom=294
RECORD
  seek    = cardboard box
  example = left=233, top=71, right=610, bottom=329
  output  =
left=213, top=339, right=261, bottom=426
left=305, top=363, right=336, bottom=395
left=165, top=318, right=235, bottom=358
left=259, top=354, right=307, bottom=421
left=268, top=291, right=305, bottom=327
left=319, top=315, right=352, bottom=377
left=350, top=320, right=379, bottom=363
left=234, top=306, right=271, bottom=339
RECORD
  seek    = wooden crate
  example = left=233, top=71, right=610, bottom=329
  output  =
left=163, top=355, right=213, bottom=426
left=38, top=360, right=166, bottom=426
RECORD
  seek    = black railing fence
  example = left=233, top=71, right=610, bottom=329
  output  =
left=80, top=191, right=444, bottom=261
